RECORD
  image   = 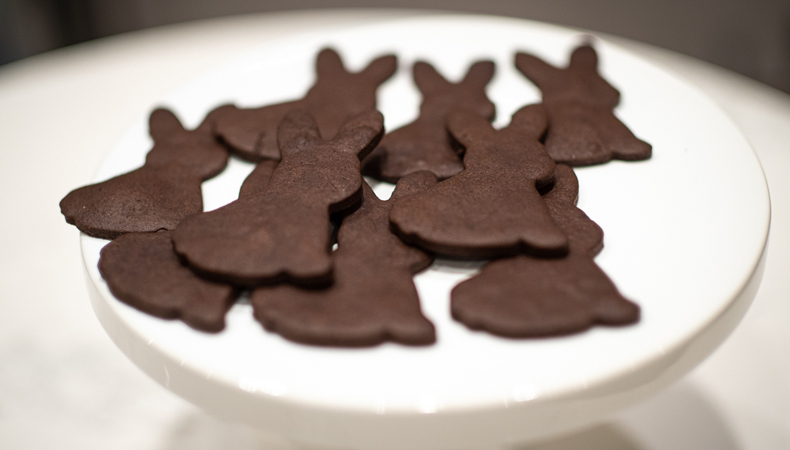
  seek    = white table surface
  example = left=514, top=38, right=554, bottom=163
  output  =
left=1, top=9, right=788, bottom=450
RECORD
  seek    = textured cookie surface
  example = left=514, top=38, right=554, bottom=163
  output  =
left=252, top=172, right=437, bottom=347
left=209, top=48, right=396, bottom=161
left=60, top=108, right=228, bottom=239
left=389, top=104, right=568, bottom=258
left=515, top=45, right=652, bottom=166
left=362, top=60, right=495, bottom=182
left=171, top=110, right=384, bottom=286
left=451, top=164, right=640, bottom=337
left=98, top=230, right=237, bottom=332
left=238, top=159, right=280, bottom=199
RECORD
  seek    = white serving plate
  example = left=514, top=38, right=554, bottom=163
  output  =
left=81, top=15, right=769, bottom=450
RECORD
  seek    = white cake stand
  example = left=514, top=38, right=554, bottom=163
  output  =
left=81, top=15, right=769, bottom=450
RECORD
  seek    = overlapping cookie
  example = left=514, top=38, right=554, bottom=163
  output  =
left=389, top=104, right=568, bottom=259
left=98, top=230, right=237, bottom=332
left=238, top=159, right=279, bottom=198
left=171, top=109, right=384, bottom=286
left=60, top=109, right=228, bottom=239
left=515, top=44, right=652, bottom=165
left=451, top=164, right=640, bottom=337
left=362, top=60, right=495, bottom=182
left=209, top=48, right=396, bottom=161
left=252, top=172, right=438, bottom=347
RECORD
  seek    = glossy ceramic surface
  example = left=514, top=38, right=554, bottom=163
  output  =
left=82, top=15, right=770, bottom=450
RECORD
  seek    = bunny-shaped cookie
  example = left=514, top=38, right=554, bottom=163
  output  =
left=98, top=230, right=237, bottom=332
left=171, top=110, right=384, bottom=286
left=515, top=44, right=651, bottom=166
left=209, top=48, right=396, bottom=162
left=252, top=172, right=438, bottom=347
left=389, top=104, right=568, bottom=259
left=451, top=164, right=640, bottom=337
left=362, top=60, right=495, bottom=182
left=60, top=108, right=229, bottom=239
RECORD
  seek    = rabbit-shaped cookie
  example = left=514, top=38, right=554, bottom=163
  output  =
left=209, top=48, right=396, bottom=162
left=389, top=104, right=568, bottom=259
left=451, top=164, right=640, bottom=337
left=171, top=110, right=384, bottom=286
left=60, top=108, right=229, bottom=239
left=362, top=60, right=495, bottom=182
left=98, top=230, right=237, bottom=332
left=97, top=142, right=281, bottom=333
left=252, top=172, right=438, bottom=347
left=515, top=44, right=651, bottom=166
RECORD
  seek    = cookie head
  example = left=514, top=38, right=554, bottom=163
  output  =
left=448, top=104, right=551, bottom=183
left=276, top=108, right=384, bottom=208
left=145, top=108, right=229, bottom=180
left=414, top=60, right=496, bottom=120
left=515, top=45, right=620, bottom=108
left=305, top=48, right=397, bottom=138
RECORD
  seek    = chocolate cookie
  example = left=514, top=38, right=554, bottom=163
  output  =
left=171, top=109, right=384, bottom=286
left=60, top=108, right=229, bottom=239
left=515, top=45, right=652, bottom=165
left=209, top=48, right=396, bottom=161
left=251, top=172, right=437, bottom=347
left=389, top=104, right=568, bottom=259
left=362, top=60, right=495, bottom=182
left=98, top=230, right=237, bottom=332
left=238, top=159, right=279, bottom=198
left=451, top=164, right=640, bottom=337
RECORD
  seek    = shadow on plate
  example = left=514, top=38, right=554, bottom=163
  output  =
left=158, top=379, right=740, bottom=450
left=514, top=379, right=741, bottom=450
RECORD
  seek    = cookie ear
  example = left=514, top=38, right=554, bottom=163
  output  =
left=461, top=60, right=495, bottom=88
left=331, top=110, right=385, bottom=159
left=514, top=52, right=559, bottom=89
left=508, top=104, right=547, bottom=140
left=360, top=54, right=397, bottom=85
left=569, top=45, right=598, bottom=73
left=149, top=108, right=185, bottom=141
left=390, top=170, right=439, bottom=201
left=413, top=61, right=449, bottom=94
left=446, top=108, right=494, bottom=149
left=277, top=110, right=321, bottom=156
left=315, top=48, right=346, bottom=79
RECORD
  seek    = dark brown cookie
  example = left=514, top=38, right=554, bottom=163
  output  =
left=389, top=104, right=568, bottom=259
left=60, top=108, right=229, bottom=239
left=238, top=159, right=279, bottom=199
left=171, top=109, right=384, bottom=286
left=251, top=172, right=437, bottom=347
left=98, top=230, right=237, bottom=332
left=361, top=60, right=495, bottom=182
left=209, top=48, right=396, bottom=162
left=451, top=164, right=640, bottom=337
left=515, top=45, right=652, bottom=166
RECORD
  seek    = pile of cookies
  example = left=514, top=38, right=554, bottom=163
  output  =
left=60, top=44, right=651, bottom=347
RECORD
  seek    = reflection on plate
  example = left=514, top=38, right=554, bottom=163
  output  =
left=81, top=15, right=769, bottom=450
